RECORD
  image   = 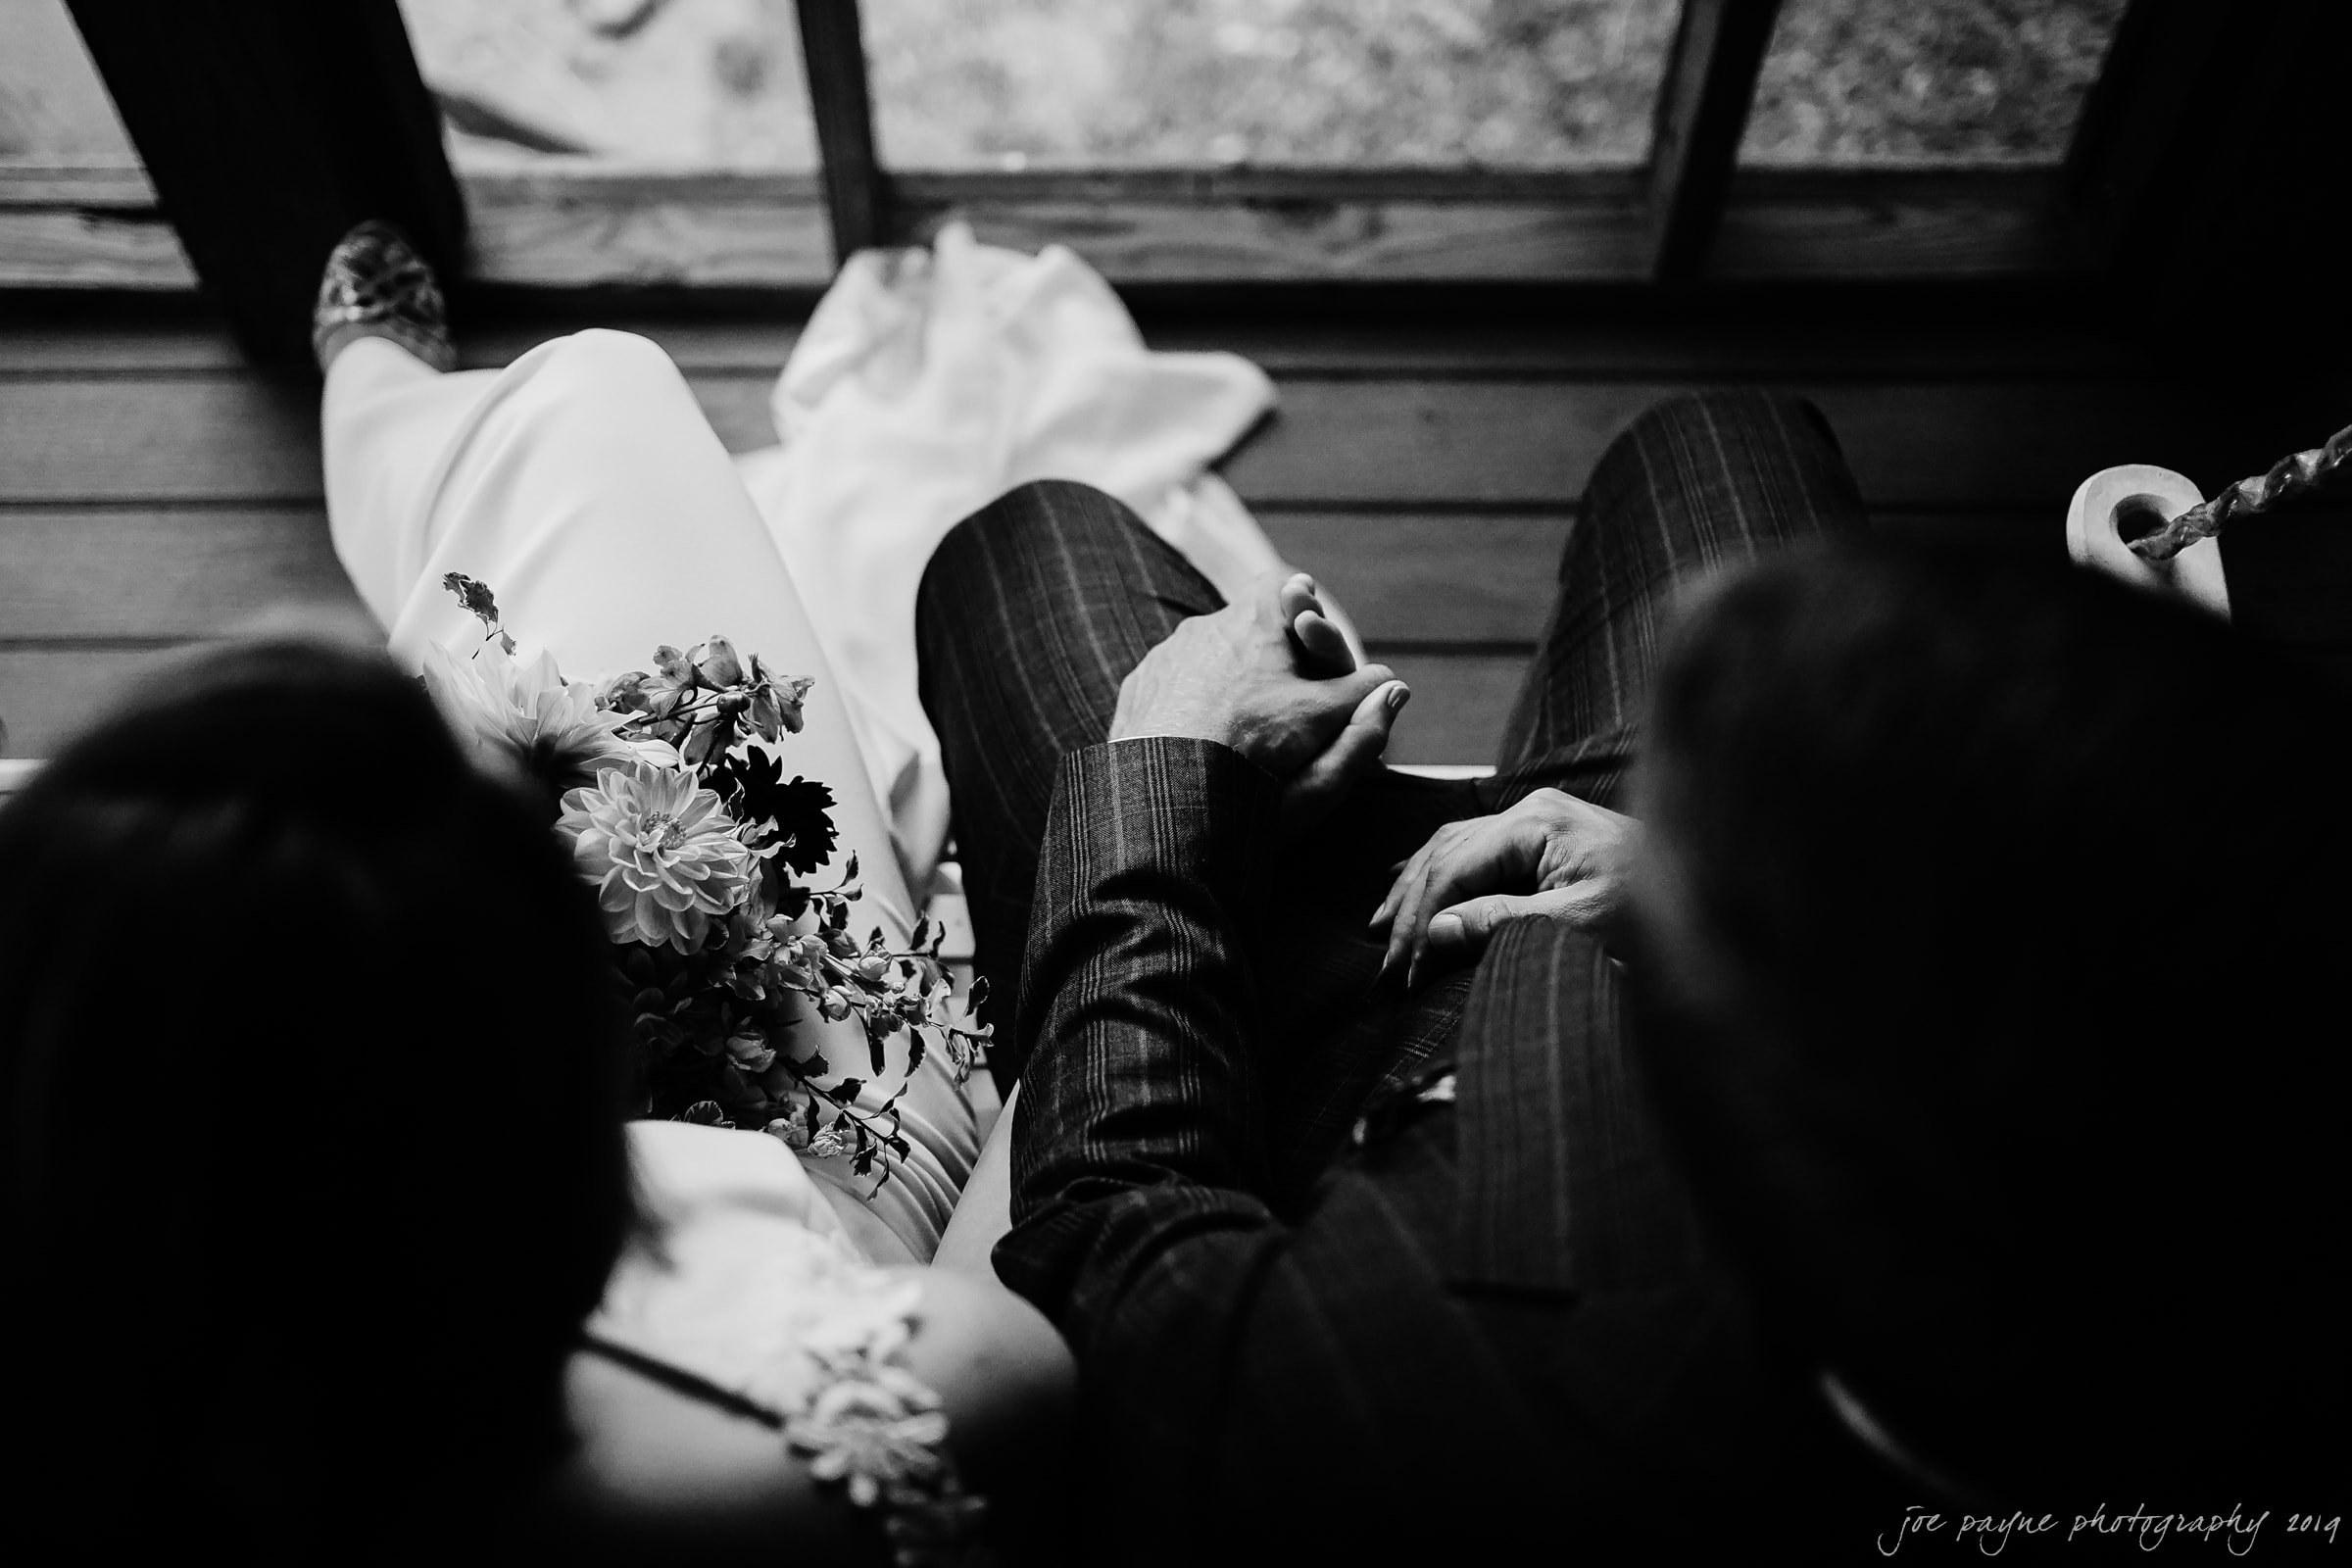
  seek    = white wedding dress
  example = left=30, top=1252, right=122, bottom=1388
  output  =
left=311, top=226, right=1288, bottom=1543
left=322, top=324, right=978, bottom=1261
left=324, top=325, right=1005, bottom=1547
left=318, top=273, right=1266, bottom=1530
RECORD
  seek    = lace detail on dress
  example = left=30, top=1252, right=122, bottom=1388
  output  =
left=591, top=1216, right=989, bottom=1565
left=787, top=1291, right=990, bottom=1564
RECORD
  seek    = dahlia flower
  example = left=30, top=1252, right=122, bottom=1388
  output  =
left=420, top=638, right=676, bottom=801
left=559, top=766, right=757, bottom=952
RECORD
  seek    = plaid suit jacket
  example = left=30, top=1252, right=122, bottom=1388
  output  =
left=992, top=737, right=1855, bottom=1561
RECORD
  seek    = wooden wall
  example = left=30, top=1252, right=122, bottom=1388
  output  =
left=0, top=301, right=2334, bottom=764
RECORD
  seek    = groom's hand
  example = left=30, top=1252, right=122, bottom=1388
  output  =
left=1110, top=571, right=1407, bottom=819
left=1369, top=787, right=1640, bottom=988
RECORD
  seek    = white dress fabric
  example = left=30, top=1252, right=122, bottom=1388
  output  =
left=594, top=1120, right=910, bottom=1390
left=320, top=328, right=975, bottom=1260
left=595, top=1122, right=988, bottom=1558
left=733, top=220, right=1288, bottom=890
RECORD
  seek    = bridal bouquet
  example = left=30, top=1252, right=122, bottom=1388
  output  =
left=425, top=574, right=987, bottom=1190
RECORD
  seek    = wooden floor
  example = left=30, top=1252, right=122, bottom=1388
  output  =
left=2, top=295, right=2339, bottom=763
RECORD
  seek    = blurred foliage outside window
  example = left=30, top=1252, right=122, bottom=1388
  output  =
left=1743, top=0, right=2130, bottom=165
left=864, top=0, right=1674, bottom=168
left=4, top=0, right=2132, bottom=175
left=397, top=0, right=820, bottom=168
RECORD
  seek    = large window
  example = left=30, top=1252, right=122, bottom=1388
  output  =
left=0, top=0, right=2213, bottom=296
left=396, top=0, right=820, bottom=169
left=1741, top=0, right=2130, bottom=165
left=862, top=0, right=1677, bottom=169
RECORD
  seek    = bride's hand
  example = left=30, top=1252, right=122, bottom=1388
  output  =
left=1270, top=570, right=1406, bottom=830
left=1109, top=570, right=1404, bottom=830
left=1369, top=788, right=1640, bottom=988
left=1277, top=571, right=1356, bottom=677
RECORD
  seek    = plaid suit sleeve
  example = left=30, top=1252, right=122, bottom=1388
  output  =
left=995, top=736, right=1284, bottom=1298
left=984, top=739, right=1759, bottom=1551
left=989, top=739, right=1316, bottom=1494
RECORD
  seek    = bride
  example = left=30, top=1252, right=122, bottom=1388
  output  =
left=315, top=222, right=1076, bottom=1553
left=0, top=223, right=1069, bottom=1562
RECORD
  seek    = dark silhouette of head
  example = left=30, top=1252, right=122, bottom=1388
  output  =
left=0, top=633, right=633, bottom=1558
left=1631, top=542, right=2347, bottom=1502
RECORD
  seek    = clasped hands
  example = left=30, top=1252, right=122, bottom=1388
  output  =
left=1108, top=570, right=1637, bottom=990
left=1109, top=570, right=1407, bottom=825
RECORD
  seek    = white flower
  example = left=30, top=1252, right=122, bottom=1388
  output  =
left=559, top=766, right=756, bottom=952
left=765, top=1111, right=813, bottom=1152
left=420, top=637, right=677, bottom=795
left=725, top=1032, right=777, bottom=1074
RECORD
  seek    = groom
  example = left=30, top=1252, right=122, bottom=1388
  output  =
left=914, top=393, right=1880, bottom=1556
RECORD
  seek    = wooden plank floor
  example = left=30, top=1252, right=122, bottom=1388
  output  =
left=2, top=301, right=2337, bottom=763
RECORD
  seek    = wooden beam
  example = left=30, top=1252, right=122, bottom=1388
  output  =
left=0, top=300, right=2159, bottom=379
left=875, top=166, right=2081, bottom=285
left=1705, top=168, right=2082, bottom=281
left=0, top=507, right=358, bottom=641
left=0, top=162, right=192, bottom=289
left=793, top=0, right=890, bottom=265
left=6, top=369, right=2316, bottom=514
left=61, top=0, right=464, bottom=365
left=465, top=171, right=834, bottom=289
left=2, top=164, right=2092, bottom=292
left=1644, top=0, right=1785, bottom=280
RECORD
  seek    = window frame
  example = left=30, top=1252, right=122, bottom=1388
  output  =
left=2, top=0, right=2315, bottom=357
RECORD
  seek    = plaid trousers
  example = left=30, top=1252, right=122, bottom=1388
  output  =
left=914, top=392, right=1876, bottom=1555
left=913, top=391, right=1876, bottom=1556
left=916, top=389, right=1867, bottom=1147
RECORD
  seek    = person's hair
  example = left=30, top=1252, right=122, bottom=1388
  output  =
left=0, top=634, right=633, bottom=1558
left=1632, top=541, right=2347, bottom=1500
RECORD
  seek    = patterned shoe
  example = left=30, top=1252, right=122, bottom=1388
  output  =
left=312, top=220, right=456, bottom=373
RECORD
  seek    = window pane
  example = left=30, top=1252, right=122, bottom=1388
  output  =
left=0, top=0, right=137, bottom=161
left=397, top=0, right=817, bottom=169
left=1740, top=0, right=2129, bottom=165
left=864, top=0, right=1677, bottom=170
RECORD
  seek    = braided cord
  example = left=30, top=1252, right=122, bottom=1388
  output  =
left=2128, top=420, right=2352, bottom=562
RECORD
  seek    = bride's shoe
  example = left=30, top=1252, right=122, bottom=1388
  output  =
left=312, top=220, right=456, bottom=373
